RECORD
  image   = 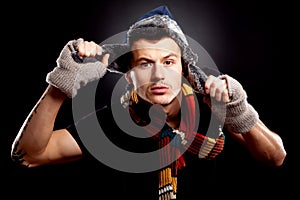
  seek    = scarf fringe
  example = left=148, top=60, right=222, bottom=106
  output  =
left=159, top=167, right=177, bottom=200
left=124, top=83, right=225, bottom=199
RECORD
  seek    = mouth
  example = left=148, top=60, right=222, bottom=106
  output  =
left=150, top=85, right=169, bottom=94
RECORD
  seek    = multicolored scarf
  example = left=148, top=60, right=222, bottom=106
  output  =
left=125, top=83, right=225, bottom=200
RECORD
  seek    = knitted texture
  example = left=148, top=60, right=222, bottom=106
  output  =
left=127, top=14, right=208, bottom=94
left=208, top=74, right=259, bottom=133
left=102, top=6, right=208, bottom=94
left=46, top=38, right=107, bottom=98
left=128, top=83, right=225, bottom=200
left=127, top=15, right=197, bottom=65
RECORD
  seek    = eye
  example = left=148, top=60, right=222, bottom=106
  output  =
left=164, top=60, right=174, bottom=66
left=139, top=62, right=154, bottom=68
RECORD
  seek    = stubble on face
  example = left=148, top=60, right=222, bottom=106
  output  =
left=129, top=37, right=183, bottom=106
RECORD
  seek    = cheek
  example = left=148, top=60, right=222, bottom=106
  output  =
left=132, top=72, right=151, bottom=89
left=166, top=67, right=182, bottom=81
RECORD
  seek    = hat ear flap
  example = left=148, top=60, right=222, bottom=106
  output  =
left=188, top=64, right=208, bottom=94
left=125, top=71, right=133, bottom=84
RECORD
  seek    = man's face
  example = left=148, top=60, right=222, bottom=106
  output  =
left=128, top=37, right=182, bottom=105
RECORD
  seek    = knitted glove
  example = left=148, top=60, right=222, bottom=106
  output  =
left=46, top=38, right=107, bottom=98
left=207, top=74, right=259, bottom=133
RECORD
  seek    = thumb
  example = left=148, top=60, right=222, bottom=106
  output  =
left=101, top=53, right=110, bottom=67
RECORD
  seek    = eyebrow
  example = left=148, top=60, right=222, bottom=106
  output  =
left=135, top=53, right=180, bottom=63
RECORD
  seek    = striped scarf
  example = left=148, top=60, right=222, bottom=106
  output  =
left=127, top=83, right=225, bottom=200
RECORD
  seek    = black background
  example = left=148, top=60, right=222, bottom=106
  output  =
left=2, top=0, right=295, bottom=199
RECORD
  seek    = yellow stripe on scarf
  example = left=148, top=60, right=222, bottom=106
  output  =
left=182, top=83, right=194, bottom=96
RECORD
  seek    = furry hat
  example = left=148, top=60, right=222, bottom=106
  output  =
left=102, top=5, right=207, bottom=93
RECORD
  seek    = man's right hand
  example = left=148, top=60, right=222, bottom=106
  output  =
left=77, top=39, right=110, bottom=66
left=46, top=38, right=110, bottom=98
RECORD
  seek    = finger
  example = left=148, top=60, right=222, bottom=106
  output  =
left=101, top=53, right=110, bottom=67
left=88, top=41, right=99, bottom=57
left=213, top=79, right=227, bottom=101
left=84, top=41, right=92, bottom=57
left=77, top=41, right=99, bottom=57
left=77, top=40, right=86, bottom=57
left=218, top=77, right=230, bottom=102
left=77, top=41, right=90, bottom=57
left=204, top=75, right=215, bottom=94
left=214, top=88, right=222, bottom=101
left=209, top=83, right=216, bottom=98
left=96, top=45, right=103, bottom=56
left=222, top=89, right=230, bottom=103
left=208, top=78, right=220, bottom=98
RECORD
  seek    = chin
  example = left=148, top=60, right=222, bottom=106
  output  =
left=151, top=98, right=172, bottom=105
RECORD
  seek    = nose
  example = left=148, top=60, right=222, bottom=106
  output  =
left=151, top=63, right=165, bottom=82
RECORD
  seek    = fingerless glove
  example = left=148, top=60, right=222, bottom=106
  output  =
left=209, top=75, right=259, bottom=133
left=46, top=38, right=107, bottom=98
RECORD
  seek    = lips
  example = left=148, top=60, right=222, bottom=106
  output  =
left=150, top=85, right=169, bottom=94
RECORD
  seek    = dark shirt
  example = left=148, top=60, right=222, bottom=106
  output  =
left=64, top=69, right=223, bottom=199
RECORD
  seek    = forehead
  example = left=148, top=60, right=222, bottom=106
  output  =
left=130, top=37, right=181, bottom=56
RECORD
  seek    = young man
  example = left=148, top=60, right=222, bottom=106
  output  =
left=11, top=5, right=286, bottom=200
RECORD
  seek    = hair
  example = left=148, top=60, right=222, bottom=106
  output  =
left=106, top=24, right=204, bottom=94
left=114, top=24, right=204, bottom=125
left=112, top=26, right=201, bottom=93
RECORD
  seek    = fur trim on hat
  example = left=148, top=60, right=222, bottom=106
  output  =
left=101, top=6, right=208, bottom=93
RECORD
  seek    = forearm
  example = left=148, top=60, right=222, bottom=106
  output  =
left=207, top=74, right=286, bottom=166
left=229, top=119, right=286, bottom=167
left=11, top=85, right=67, bottom=165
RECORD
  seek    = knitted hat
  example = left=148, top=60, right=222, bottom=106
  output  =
left=103, top=5, right=207, bottom=93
